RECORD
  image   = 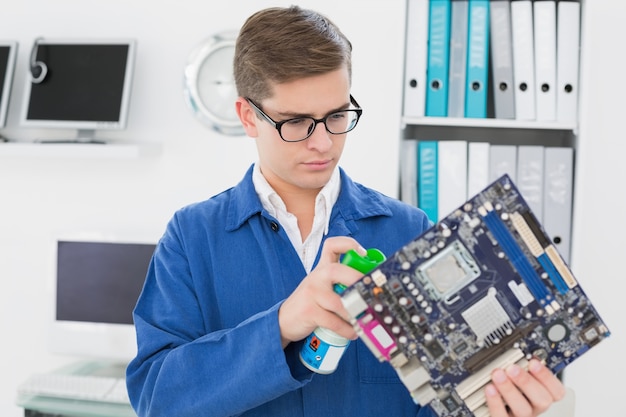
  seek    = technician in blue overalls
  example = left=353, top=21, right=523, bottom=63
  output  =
left=126, top=6, right=565, bottom=417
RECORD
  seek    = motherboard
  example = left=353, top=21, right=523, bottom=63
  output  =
left=340, top=174, right=610, bottom=417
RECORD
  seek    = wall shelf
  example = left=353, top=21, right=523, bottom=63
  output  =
left=402, top=116, right=577, bottom=132
left=0, top=141, right=162, bottom=158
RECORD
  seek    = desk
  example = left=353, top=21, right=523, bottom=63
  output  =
left=16, top=361, right=136, bottom=417
left=18, top=395, right=136, bottom=417
left=18, top=362, right=574, bottom=417
left=18, top=387, right=575, bottom=417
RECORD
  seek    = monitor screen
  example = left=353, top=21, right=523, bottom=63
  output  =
left=50, top=240, right=155, bottom=362
left=20, top=38, right=136, bottom=140
left=0, top=41, right=17, bottom=128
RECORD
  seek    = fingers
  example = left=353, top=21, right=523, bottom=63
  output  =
left=527, top=359, right=567, bottom=401
left=486, top=366, right=535, bottom=417
left=314, top=306, right=358, bottom=340
left=319, top=237, right=371, bottom=291
left=278, top=237, right=368, bottom=347
left=318, top=236, right=366, bottom=267
left=484, top=383, right=510, bottom=417
left=485, top=360, right=566, bottom=417
left=279, top=262, right=360, bottom=344
left=302, top=254, right=367, bottom=332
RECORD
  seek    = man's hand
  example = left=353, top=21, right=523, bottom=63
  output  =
left=278, top=236, right=367, bottom=348
left=485, top=359, right=567, bottom=417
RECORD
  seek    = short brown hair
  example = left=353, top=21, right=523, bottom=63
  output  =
left=234, top=5, right=352, bottom=101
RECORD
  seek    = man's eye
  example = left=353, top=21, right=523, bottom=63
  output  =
left=285, top=118, right=309, bottom=126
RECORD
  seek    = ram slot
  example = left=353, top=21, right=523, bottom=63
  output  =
left=537, top=254, right=568, bottom=294
left=510, top=212, right=569, bottom=294
left=520, top=211, right=578, bottom=289
left=479, top=203, right=550, bottom=305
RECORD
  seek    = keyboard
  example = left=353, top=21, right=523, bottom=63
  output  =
left=18, top=373, right=130, bottom=404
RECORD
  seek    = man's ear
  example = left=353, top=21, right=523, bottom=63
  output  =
left=236, top=97, right=259, bottom=138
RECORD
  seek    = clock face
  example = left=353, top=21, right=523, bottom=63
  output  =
left=184, top=32, right=244, bottom=136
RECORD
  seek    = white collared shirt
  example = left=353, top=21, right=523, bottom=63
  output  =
left=252, top=163, right=340, bottom=273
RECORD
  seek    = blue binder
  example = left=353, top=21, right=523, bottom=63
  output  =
left=464, top=0, right=490, bottom=118
left=425, top=0, right=452, bottom=117
left=418, top=140, right=439, bottom=222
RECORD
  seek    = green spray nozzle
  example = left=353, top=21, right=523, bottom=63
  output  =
left=333, top=248, right=386, bottom=294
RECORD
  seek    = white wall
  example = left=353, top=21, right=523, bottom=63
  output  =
left=0, top=1, right=404, bottom=416
left=566, top=1, right=626, bottom=416
left=1, top=1, right=622, bottom=417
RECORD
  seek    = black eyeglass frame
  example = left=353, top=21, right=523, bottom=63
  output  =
left=245, top=95, right=363, bottom=142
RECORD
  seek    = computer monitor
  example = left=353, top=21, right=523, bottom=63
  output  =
left=49, top=239, right=155, bottom=363
left=20, top=38, right=136, bottom=143
left=0, top=41, right=17, bottom=129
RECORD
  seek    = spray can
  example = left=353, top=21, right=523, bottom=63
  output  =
left=299, top=248, right=386, bottom=374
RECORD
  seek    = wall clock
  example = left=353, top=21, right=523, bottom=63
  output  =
left=183, top=31, right=244, bottom=136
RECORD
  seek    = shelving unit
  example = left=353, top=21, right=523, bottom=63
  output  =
left=399, top=0, right=582, bottom=263
left=395, top=3, right=590, bottom=415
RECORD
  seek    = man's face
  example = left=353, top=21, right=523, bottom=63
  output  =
left=241, top=67, right=352, bottom=197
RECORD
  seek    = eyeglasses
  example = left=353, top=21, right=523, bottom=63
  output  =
left=245, top=95, right=363, bottom=142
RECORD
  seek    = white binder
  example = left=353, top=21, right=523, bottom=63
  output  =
left=533, top=0, right=557, bottom=121
left=402, top=0, right=430, bottom=118
left=516, top=145, right=544, bottom=221
left=543, top=147, right=574, bottom=263
left=556, top=0, right=581, bottom=124
left=400, top=140, right=418, bottom=206
left=437, top=140, right=468, bottom=219
left=467, top=141, right=490, bottom=197
left=447, top=0, right=469, bottom=118
left=489, top=144, right=517, bottom=182
left=510, top=0, right=536, bottom=120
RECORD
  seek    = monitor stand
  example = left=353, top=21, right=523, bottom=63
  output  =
left=36, top=129, right=106, bottom=144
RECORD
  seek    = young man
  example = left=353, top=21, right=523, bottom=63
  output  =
left=126, top=6, right=565, bottom=417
